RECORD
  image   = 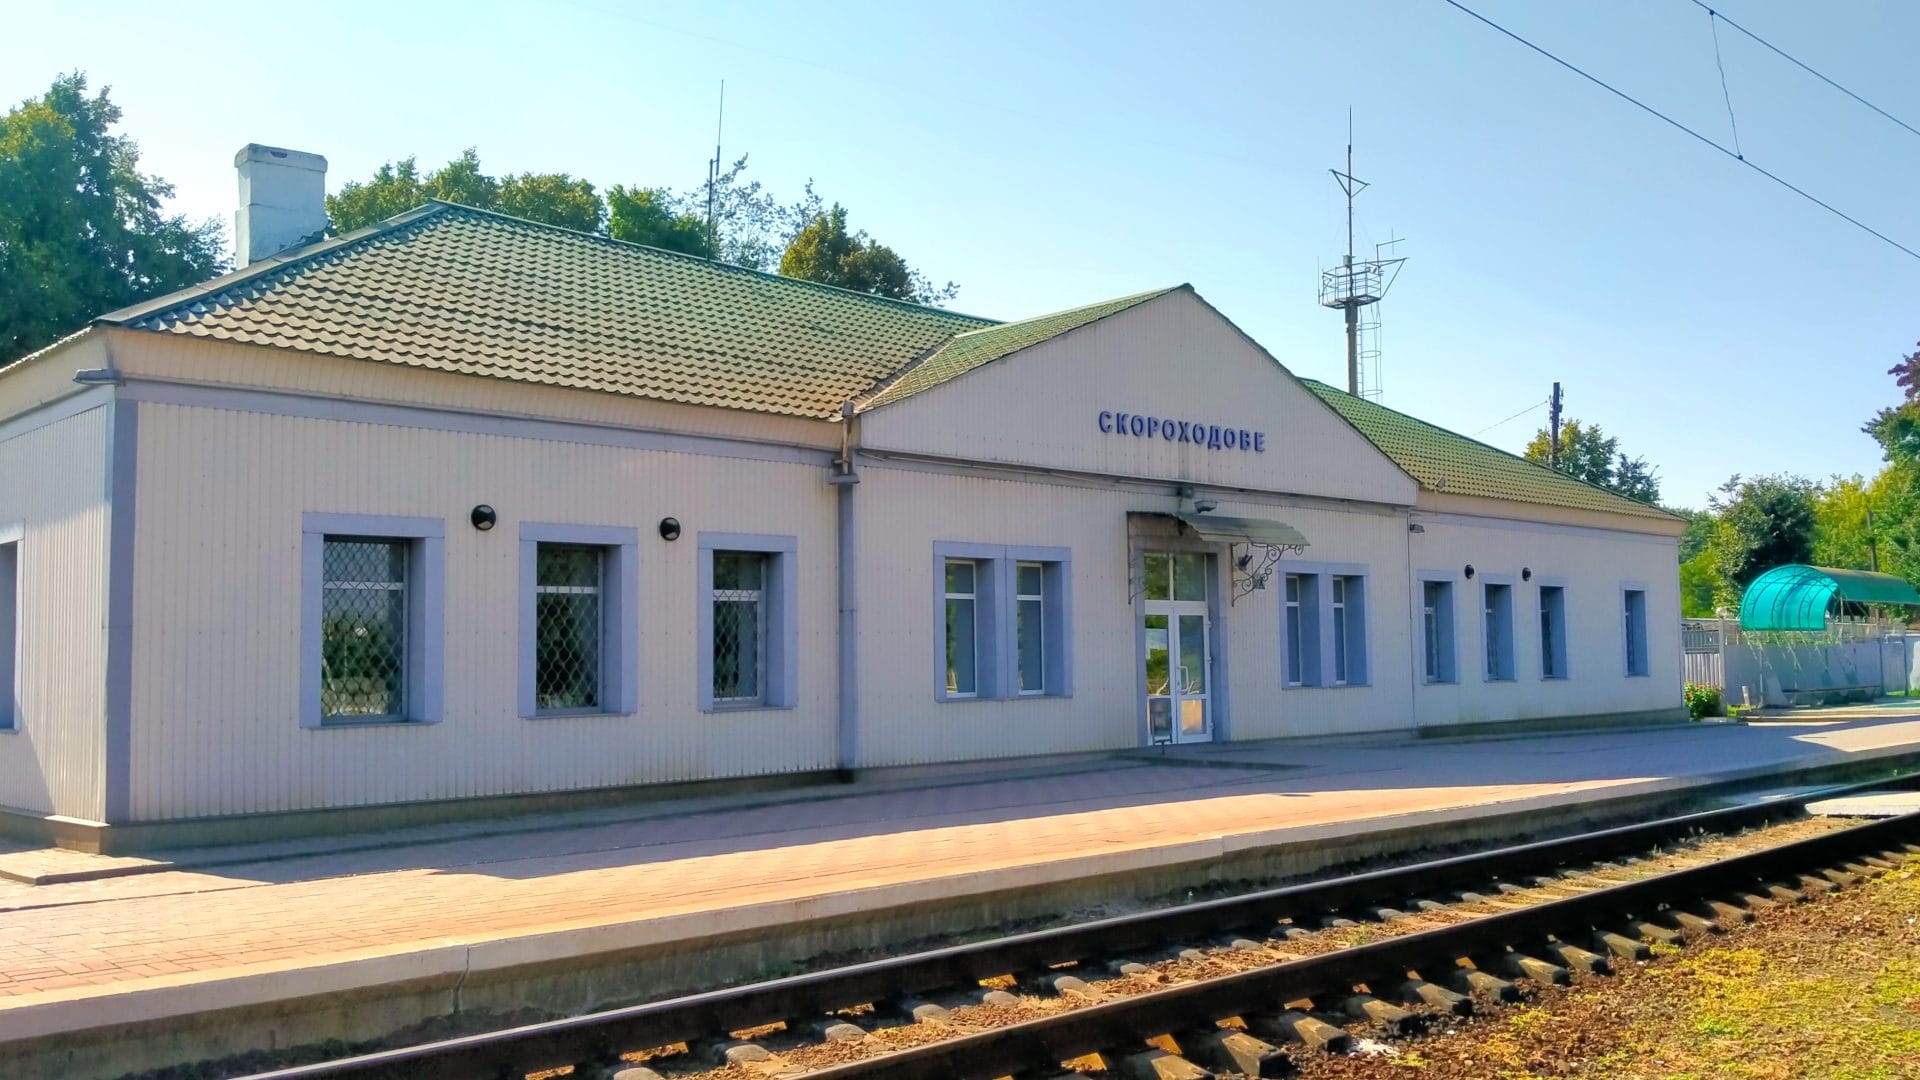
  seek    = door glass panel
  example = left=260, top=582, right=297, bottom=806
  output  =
left=1144, top=615, right=1170, bottom=695
left=1149, top=698, right=1173, bottom=741
left=1173, top=553, right=1208, bottom=601
left=1180, top=696, right=1206, bottom=736
left=1178, top=614, right=1206, bottom=695
left=1143, top=554, right=1171, bottom=600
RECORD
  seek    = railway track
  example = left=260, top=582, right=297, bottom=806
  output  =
left=246, top=778, right=1920, bottom=1080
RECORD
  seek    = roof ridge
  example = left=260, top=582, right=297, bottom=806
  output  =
left=1302, top=379, right=1679, bottom=520
left=856, top=285, right=1187, bottom=411
left=422, top=200, right=1000, bottom=326
left=938, top=286, right=1179, bottom=341
left=97, top=203, right=452, bottom=327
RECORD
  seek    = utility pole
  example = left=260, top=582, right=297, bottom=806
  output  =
left=1547, top=381, right=1563, bottom=471
left=1868, top=508, right=1880, bottom=573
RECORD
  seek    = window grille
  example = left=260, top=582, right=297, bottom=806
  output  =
left=321, top=538, right=408, bottom=719
left=535, top=543, right=603, bottom=712
left=945, top=559, right=978, bottom=696
left=712, top=551, right=768, bottom=705
left=1016, top=562, right=1045, bottom=694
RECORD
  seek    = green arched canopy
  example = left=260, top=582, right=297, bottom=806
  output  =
left=1737, top=564, right=1920, bottom=631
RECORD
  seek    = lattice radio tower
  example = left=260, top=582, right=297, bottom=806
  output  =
left=1319, top=124, right=1406, bottom=399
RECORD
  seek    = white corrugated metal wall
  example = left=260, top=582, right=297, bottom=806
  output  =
left=128, top=402, right=840, bottom=821
left=0, top=403, right=110, bottom=819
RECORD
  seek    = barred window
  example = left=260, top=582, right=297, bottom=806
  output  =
left=320, top=537, right=408, bottom=720
left=1016, top=561, right=1045, bottom=694
left=535, top=544, right=603, bottom=713
left=712, top=551, right=768, bottom=705
left=1331, top=576, right=1350, bottom=685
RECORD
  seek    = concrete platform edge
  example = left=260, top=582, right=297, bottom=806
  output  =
left=4, top=743, right=1919, bottom=1077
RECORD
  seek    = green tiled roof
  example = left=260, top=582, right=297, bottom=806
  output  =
left=860, top=287, right=1181, bottom=409
left=101, top=202, right=994, bottom=420
left=1302, top=379, right=1678, bottom=521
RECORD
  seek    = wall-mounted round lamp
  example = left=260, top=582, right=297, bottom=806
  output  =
left=1463, top=564, right=1476, bottom=579
left=1522, top=567, right=1533, bottom=581
left=658, top=517, right=681, bottom=542
left=470, top=504, right=497, bottom=531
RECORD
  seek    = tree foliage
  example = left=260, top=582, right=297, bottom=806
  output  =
left=779, top=204, right=957, bottom=304
left=325, top=150, right=958, bottom=305
left=1707, top=473, right=1818, bottom=605
left=605, top=185, right=710, bottom=257
left=1522, top=418, right=1660, bottom=504
left=0, top=74, right=225, bottom=365
left=326, top=149, right=603, bottom=234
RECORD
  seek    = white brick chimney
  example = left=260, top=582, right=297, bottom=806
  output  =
left=234, top=144, right=328, bottom=269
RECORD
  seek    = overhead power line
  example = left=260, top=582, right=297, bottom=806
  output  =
left=1472, top=398, right=1548, bottom=438
left=1437, top=0, right=1920, bottom=263
left=1687, top=0, right=1920, bottom=142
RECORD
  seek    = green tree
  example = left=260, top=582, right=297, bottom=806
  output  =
left=1707, top=474, right=1818, bottom=606
left=605, top=185, right=710, bottom=256
left=326, top=149, right=606, bottom=234
left=1522, top=419, right=1660, bottom=504
left=498, top=171, right=603, bottom=233
left=780, top=203, right=957, bottom=304
left=1678, top=550, right=1719, bottom=618
left=1812, top=474, right=1876, bottom=571
left=0, top=74, right=225, bottom=365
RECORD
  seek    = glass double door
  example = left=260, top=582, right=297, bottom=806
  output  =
left=1143, top=552, right=1212, bottom=744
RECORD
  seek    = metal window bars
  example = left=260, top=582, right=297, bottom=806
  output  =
left=712, top=552, right=767, bottom=705
left=535, top=544, right=603, bottom=713
left=320, top=538, right=408, bottom=719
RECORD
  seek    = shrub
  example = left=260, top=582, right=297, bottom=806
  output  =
left=1684, top=683, right=1723, bottom=720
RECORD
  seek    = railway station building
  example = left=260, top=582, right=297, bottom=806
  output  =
left=0, top=146, right=1685, bottom=848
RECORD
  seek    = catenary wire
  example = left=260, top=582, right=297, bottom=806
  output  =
left=1687, top=0, right=1920, bottom=141
left=1471, top=398, right=1548, bottom=438
left=1437, top=0, right=1920, bottom=262
left=1706, top=9, right=1743, bottom=158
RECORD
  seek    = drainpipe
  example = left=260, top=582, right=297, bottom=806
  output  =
left=828, top=401, right=861, bottom=780
left=1406, top=511, right=1421, bottom=732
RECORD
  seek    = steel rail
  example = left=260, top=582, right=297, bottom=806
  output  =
left=804, top=810, right=1920, bottom=1079
left=243, top=774, right=1918, bottom=1080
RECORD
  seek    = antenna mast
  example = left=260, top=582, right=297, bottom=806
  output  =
left=1319, top=114, right=1407, bottom=399
left=706, top=81, right=725, bottom=257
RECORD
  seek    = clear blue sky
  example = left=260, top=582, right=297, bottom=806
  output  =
left=9, top=0, right=1918, bottom=508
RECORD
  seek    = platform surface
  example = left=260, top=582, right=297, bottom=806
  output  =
left=2, top=707, right=1919, bottom=1035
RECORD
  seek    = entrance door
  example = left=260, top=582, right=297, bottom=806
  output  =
left=1142, top=552, right=1212, bottom=743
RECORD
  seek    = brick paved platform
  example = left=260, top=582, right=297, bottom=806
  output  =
left=4, top=709, right=1920, bottom=1075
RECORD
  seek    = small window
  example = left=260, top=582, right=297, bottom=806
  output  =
left=321, top=537, right=411, bottom=721
left=1624, top=588, right=1650, bottom=677
left=1016, top=562, right=1046, bottom=695
left=1332, top=576, right=1358, bottom=685
left=1484, top=582, right=1515, bottom=681
left=712, top=551, right=769, bottom=705
left=1283, top=574, right=1307, bottom=687
left=1422, top=579, right=1456, bottom=684
left=534, top=544, right=604, bottom=713
left=0, top=539, right=16, bottom=731
left=1540, top=585, right=1568, bottom=679
left=945, top=558, right=979, bottom=697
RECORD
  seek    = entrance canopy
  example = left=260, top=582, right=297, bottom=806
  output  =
left=1737, top=564, right=1920, bottom=631
left=1171, top=513, right=1309, bottom=549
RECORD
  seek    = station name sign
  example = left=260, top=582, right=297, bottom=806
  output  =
left=1098, top=411, right=1266, bottom=453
